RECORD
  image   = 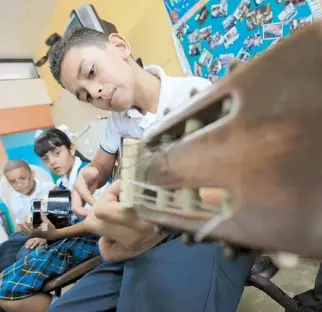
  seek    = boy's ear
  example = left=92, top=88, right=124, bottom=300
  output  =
left=108, top=33, right=132, bottom=61
left=31, top=170, right=35, bottom=179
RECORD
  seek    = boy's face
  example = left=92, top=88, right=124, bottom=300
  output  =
left=60, top=34, right=136, bottom=112
left=5, top=167, right=35, bottom=195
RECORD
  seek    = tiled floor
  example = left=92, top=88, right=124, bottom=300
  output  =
left=238, top=259, right=320, bottom=312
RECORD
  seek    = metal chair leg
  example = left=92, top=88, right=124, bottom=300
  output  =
left=248, top=274, right=305, bottom=312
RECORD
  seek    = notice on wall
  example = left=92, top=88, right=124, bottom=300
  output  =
left=164, top=0, right=321, bottom=80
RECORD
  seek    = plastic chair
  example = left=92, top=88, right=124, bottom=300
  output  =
left=42, top=256, right=101, bottom=296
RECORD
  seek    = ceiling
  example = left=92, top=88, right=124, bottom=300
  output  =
left=0, top=0, right=58, bottom=59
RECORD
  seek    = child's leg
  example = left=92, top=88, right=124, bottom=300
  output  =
left=0, top=294, right=52, bottom=312
left=118, top=236, right=255, bottom=312
left=0, top=236, right=99, bottom=305
left=16, top=245, right=33, bottom=261
left=0, top=232, right=29, bottom=272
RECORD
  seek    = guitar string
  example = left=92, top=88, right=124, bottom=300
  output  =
left=132, top=198, right=213, bottom=219
left=122, top=186, right=222, bottom=217
left=194, top=214, right=231, bottom=243
left=131, top=190, right=220, bottom=213
left=119, top=140, right=228, bottom=241
left=119, top=134, right=183, bottom=171
left=130, top=195, right=228, bottom=243
left=118, top=139, right=225, bottom=213
left=128, top=180, right=222, bottom=213
left=119, top=139, right=226, bottom=221
left=114, top=139, right=169, bottom=178
left=114, top=138, right=170, bottom=179
left=132, top=198, right=229, bottom=243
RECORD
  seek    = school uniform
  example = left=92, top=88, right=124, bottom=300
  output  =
left=0, top=179, right=54, bottom=272
left=0, top=157, right=107, bottom=301
left=49, top=65, right=254, bottom=312
left=56, top=156, right=88, bottom=191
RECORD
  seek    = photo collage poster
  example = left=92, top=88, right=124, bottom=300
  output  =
left=164, top=0, right=322, bottom=82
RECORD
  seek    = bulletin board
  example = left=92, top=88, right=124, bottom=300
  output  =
left=164, top=0, right=322, bottom=81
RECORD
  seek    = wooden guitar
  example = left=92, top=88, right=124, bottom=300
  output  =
left=118, top=21, right=322, bottom=260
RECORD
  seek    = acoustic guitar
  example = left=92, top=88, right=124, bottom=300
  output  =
left=118, top=21, right=322, bottom=260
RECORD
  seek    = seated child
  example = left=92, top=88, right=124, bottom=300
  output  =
left=0, top=127, right=111, bottom=312
left=0, top=160, right=54, bottom=272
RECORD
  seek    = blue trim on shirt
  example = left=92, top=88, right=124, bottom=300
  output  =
left=78, top=160, right=89, bottom=173
left=100, top=144, right=117, bottom=155
left=57, top=160, right=90, bottom=190
left=57, top=182, right=65, bottom=190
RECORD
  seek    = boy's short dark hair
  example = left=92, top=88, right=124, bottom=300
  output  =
left=3, top=160, right=31, bottom=175
left=49, top=28, right=108, bottom=86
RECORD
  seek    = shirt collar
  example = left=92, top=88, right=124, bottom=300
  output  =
left=60, top=156, right=82, bottom=191
left=144, top=65, right=172, bottom=119
left=120, top=65, right=171, bottom=121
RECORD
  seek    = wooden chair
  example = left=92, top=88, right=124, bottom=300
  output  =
left=42, top=256, right=101, bottom=296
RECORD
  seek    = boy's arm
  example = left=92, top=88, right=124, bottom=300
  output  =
left=72, top=114, right=120, bottom=217
left=53, top=221, right=89, bottom=239
left=78, top=113, right=120, bottom=192
left=98, top=238, right=153, bottom=262
left=71, top=149, right=116, bottom=218
left=88, top=149, right=117, bottom=188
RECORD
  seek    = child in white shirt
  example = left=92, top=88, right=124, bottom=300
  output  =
left=0, top=160, right=54, bottom=272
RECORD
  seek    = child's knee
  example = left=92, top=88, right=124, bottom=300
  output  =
left=0, top=299, right=20, bottom=312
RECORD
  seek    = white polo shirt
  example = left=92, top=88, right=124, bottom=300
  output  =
left=10, top=180, right=55, bottom=224
left=100, top=65, right=212, bottom=154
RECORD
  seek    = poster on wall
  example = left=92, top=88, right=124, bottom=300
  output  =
left=165, top=0, right=200, bottom=24
left=164, top=0, right=322, bottom=80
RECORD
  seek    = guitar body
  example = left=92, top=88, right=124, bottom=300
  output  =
left=121, top=21, right=322, bottom=259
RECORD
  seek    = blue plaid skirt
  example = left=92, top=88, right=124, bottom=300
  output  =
left=0, top=235, right=99, bottom=300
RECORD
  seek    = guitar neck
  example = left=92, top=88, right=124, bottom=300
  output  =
left=119, top=21, right=322, bottom=259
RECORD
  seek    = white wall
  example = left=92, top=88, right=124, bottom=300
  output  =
left=0, top=79, right=51, bottom=108
left=0, top=0, right=58, bottom=59
left=51, top=89, right=109, bottom=160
